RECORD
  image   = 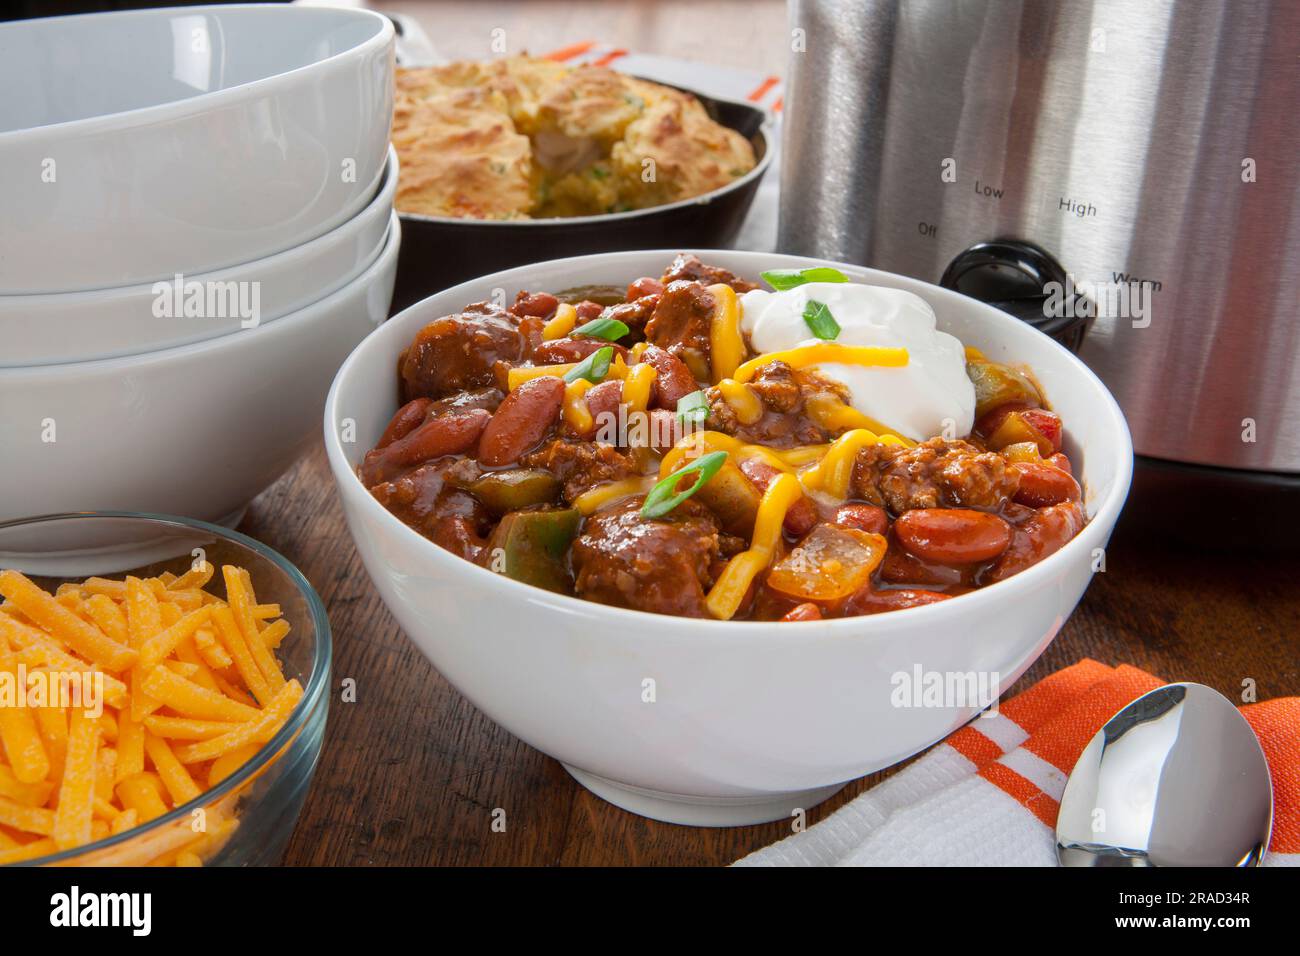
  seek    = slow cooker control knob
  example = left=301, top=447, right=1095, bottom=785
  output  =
left=938, top=239, right=1091, bottom=352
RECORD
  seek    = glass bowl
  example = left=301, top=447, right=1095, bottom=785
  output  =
left=0, top=512, right=330, bottom=866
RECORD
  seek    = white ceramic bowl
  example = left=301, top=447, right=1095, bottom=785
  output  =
left=0, top=147, right=398, bottom=367
left=0, top=214, right=399, bottom=528
left=0, top=4, right=393, bottom=294
left=324, top=250, right=1133, bottom=826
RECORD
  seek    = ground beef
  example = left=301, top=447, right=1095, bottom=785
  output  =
left=660, top=253, right=759, bottom=293
left=520, top=439, right=639, bottom=502
left=399, top=303, right=538, bottom=402
left=571, top=497, right=721, bottom=618
left=705, top=361, right=843, bottom=448
left=850, top=438, right=1020, bottom=515
left=643, top=280, right=714, bottom=357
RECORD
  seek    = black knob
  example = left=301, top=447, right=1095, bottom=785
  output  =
left=939, top=239, right=1091, bottom=352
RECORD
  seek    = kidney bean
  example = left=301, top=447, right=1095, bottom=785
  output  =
left=1047, top=452, right=1072, bottom=475
left=531, top=337, right=628, bottom=366
left=894, top=508, right=1012, bottom=565
left=375, top=398, right=431, bottom=450
left=478, top=376, right=566, bottom=466
left=627, top=277, right=664, bottom=300
left=834, top=503, right=889, bottom=536
left=574, top=300, right=605, bottom=321
left=640, top=345, right=699, bottom=410
left=880, top=542, right=962, bottom=587
left=510, top=291, right=559, bottom=319
left=361, top=408, right=491, bottom=485
left=780, top=603, right=823, bottom=622
left=843, top=587, right=952, bottom=616
left=582, top=379, right=624, bottom=440
left=1011, top=461, right=1081, bottom=508
left=739, top=458, right=818, bottom=536
left=984, top=501, right=1084, bottom=583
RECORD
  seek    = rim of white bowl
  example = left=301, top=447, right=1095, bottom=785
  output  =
left=0, top=212, right=400, bottom=379
left=325, top=248, right=1134, bottom=637
left=0, top=4, right=393, bottom=144
left=0, top=146, right=398, bottom=315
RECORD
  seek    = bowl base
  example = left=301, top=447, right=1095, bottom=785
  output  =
left=562, top=764, right=846, bottom=827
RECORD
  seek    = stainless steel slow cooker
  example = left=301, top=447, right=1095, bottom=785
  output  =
left=780, top=0, right=1299, bottom=476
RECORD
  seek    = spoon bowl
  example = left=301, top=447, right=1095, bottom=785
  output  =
left=1057, top=682, right=1273, bottom=867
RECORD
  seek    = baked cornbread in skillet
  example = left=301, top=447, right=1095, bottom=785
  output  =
left=392, top=57, right=757, bottom=220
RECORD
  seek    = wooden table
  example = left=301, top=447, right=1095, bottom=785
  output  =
left=253, top=0, right=1300, bottom=866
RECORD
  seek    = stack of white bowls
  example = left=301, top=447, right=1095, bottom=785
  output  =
left=0, top=4, right=398, bottom=527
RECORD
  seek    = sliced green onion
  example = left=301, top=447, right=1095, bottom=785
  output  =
left=802, top=299, right=841, bottom=340
left=640, top=451, right=728, bottom=519
left=761, top=266, right=850, bottom=291
left=572, top=316, right=630, bottom=341
left=563, top=346, right=615, bottom=384
left=675, top=389, right=711, bottom=426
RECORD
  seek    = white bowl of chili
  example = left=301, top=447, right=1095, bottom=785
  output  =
left=324, top=249, right=1132, bottom=826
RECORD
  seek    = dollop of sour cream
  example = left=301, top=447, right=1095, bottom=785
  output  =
left=739, top=282, right=975, bottom=441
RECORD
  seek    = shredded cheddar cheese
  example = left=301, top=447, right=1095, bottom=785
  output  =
left=573, top=476, right=658, bottom=515
left=778, top=444, right=831, bottom=467
left=707, top=283, right=745, bottom=383
left=562, top=379, right=595, bottom=434
left=731, top=343, right=909, bottom=384
left=804, top=394, right=914, bottom=446
left=705, top=473, right=803, bottom=620
left=659, top=431, right=794, bottom=478
left=0, top=565, right=301, bottom=866
left=715, top=379, right=763, bottom=425
left=507, top=356, right=629, bottom=390
left=622, top=362, right=657, bottom=415
left=542, top=303, right=578, bottom=340
left=800, top=429, right=882, bottom=499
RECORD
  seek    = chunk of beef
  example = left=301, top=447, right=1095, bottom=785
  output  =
left=643, top=280, right=714, bottom=359
left=850, top=438, right=1019, bottom=515
left=602, top=295, right=660, bottom=338
left=660, top=253, right=759, bottom=293
left=520, top=439, right=639, bottom=502
left=399, top=303, right=538, bottom=402
left=571, top=497, right=721, bottom=618
left=368, top=461, right=492, bottom=560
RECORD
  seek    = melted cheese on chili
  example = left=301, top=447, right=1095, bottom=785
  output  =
left=705, top=472, right=803, bottom=620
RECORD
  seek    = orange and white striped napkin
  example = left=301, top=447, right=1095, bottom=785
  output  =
left=736, top=660, right=1299, bottom=867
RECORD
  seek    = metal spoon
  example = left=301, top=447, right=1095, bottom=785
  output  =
left=1056, top=682, right=1273, bottom=866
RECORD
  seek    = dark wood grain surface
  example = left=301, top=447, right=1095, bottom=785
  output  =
left=242, top=444, right=1300, bottom=866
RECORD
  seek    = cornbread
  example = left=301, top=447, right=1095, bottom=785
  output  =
left=393, top=57, right=758, bottom=219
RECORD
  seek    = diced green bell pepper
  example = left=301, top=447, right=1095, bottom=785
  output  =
left=484, top=508, right=581, bottom=594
